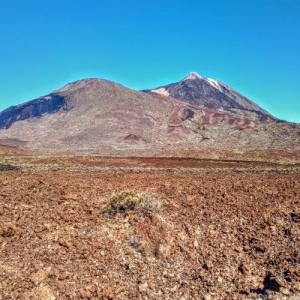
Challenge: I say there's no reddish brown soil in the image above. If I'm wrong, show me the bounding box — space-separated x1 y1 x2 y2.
0 144 28 156
0 170 299 299
164 149 300 164
20 155 298 170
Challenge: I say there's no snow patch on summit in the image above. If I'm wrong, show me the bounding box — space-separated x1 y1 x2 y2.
184 72 203 81
207 78 222 92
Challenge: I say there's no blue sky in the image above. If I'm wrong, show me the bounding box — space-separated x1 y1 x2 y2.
0 0 299 122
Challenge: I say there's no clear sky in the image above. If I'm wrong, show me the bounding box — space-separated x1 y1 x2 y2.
0 0 299 122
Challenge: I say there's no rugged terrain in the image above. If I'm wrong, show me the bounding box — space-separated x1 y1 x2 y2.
0 73 299 158
0 74 299 299
0 160 299 299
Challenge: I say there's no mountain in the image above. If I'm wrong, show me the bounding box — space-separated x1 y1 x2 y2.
0 78 195 154
145 72 271 116
0 75 299 158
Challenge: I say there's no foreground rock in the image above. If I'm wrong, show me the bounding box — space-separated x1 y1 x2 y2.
0 170 299 299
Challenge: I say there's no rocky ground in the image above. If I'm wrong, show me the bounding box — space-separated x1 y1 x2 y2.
0 158 299 299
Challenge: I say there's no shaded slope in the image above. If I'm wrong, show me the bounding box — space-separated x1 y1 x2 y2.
0 95 66 129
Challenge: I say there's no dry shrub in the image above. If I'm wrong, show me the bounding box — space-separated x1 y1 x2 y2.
136 192 162 215
101 190 162 216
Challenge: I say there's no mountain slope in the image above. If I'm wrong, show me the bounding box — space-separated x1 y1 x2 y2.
146 72 272 116
0 78 196 153
0 76 299 157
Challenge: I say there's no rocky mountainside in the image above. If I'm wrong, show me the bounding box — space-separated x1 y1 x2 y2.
146 72 271 116
0 75 299 157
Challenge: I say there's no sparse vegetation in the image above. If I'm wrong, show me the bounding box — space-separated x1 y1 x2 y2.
136 192 162 215
0 170 299 298
101 190 162 216
0 163 20 171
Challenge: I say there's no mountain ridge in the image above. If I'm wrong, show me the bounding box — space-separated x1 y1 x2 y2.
0 74 299 157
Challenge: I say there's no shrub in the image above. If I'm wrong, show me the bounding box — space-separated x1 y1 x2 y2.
136 193 162 215
101 190 162 216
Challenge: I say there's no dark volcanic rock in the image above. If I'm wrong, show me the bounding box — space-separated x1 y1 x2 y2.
0 94 66 129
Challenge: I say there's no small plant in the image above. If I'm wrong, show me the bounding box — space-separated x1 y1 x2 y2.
101 190 162 216
137 193 162 215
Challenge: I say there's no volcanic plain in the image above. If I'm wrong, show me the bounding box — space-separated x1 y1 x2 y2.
0 153 299 300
